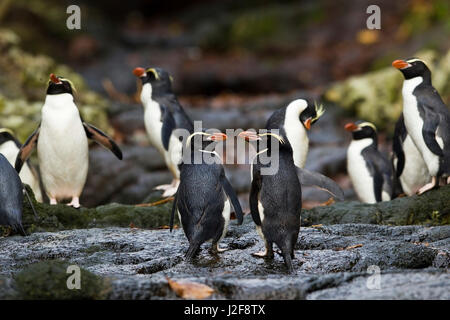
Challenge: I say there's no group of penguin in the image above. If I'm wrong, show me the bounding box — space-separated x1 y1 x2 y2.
346 58 449 205
0 57 448 273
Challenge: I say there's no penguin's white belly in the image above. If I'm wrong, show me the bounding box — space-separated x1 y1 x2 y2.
166 136 182 179
38 107 88 200
402 78 441 176
218 199 231 242
399 135 431 195
347 140 376 203
0 141 43 202
143 102 165 154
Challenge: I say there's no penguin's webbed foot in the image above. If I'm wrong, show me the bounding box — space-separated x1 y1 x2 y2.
417 177 438 195
67 197 81 209
211 244 228 253
154 181 179 197
252 248 274 259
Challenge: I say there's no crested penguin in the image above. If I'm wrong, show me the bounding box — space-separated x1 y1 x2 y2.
0 128 43 202
392 114 431 196
169 131 243 260
133 67 194 197
266 99 324 168
0 154 38 236
393 58 450 194
238 130 343 273
15 74 123 208
345 121 393 203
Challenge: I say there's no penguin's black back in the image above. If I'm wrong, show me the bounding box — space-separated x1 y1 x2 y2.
0 154 25 234
177 161 226 243
156 94 194 133
413 83 450 175
256 147 301 247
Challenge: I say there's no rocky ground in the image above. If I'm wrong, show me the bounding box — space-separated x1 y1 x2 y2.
0 221 448 299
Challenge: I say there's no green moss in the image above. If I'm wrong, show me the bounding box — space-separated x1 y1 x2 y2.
14 260 109 300
21 186 176 233
302 185 450 227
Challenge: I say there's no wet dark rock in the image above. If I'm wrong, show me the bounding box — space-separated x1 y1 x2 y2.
0 223 448 299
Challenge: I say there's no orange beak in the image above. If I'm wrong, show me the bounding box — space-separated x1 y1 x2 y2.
133 67 146 77
392 60 410 69
303 118 312 130
238 131 261 141
49 73 61 84
345 123 359 132
207 132 227 141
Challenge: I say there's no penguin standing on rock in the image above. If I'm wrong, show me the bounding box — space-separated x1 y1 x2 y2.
393 58 450 194
15 74 123 208
133 67 194 197
266 99 324 168
0 154 37 236
0 128 43 202
170 131 243 260
345 121 393 203
392 114 431 196
238 130 343 273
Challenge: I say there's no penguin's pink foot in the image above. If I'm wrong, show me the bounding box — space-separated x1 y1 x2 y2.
67 197 80 209
252 250 268 257
215 244 228 253
447 176 450 185
417 177 437 195
50 198 57 205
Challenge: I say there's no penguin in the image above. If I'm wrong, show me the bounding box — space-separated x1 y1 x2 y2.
0 128 43 202
169 131 243 260
392 114 431 196
15 74 123 208
0 154 38 236
133 67 194 197
392 58 450 194
238 130 343 273
266 99 324 168
345 121 393 203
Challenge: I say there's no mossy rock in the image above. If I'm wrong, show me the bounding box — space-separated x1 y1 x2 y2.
14 260 109 299
21 186 177 233
302 184 450 226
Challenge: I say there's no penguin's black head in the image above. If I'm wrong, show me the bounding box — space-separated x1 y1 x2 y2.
46 74 75 95
300 101 325 130
392 58 431 80
345 121 377 141
133 67 173 95
0 128 19 146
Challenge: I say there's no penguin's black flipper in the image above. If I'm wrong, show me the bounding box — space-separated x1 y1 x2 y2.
15 125 40 173
221 175 244 225
392 115 407 177
421 107 444 157
296 168 344 201
83 122 123 160
249 166 262 226
170 191 178 232
161 105 176 151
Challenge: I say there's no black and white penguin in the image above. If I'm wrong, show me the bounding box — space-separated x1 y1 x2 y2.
15 74 123 208
345 121 393 203
133 67 194 197
169 131 243 260
392 114 430 196
0 154 37 236
0 128 43 202
393 58 450 194
238 130 343 273
266 99 324 168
